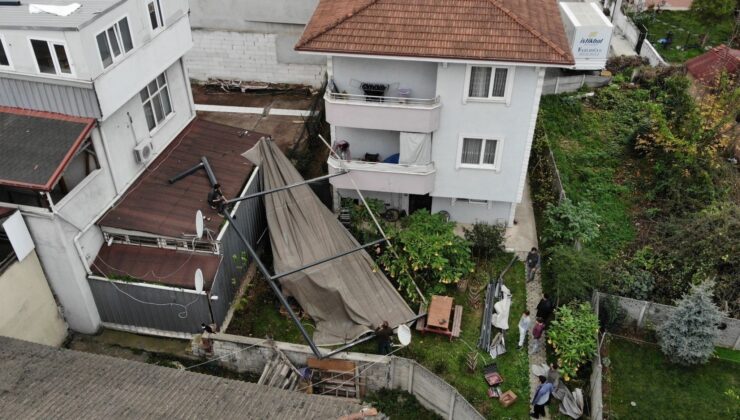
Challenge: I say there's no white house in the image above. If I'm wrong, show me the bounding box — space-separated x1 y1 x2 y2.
0 0 196 334
296 0 575 225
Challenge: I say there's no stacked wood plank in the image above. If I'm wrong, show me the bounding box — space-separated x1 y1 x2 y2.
258 349 303 391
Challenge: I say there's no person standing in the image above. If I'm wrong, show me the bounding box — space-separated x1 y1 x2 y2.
531 317 546 354
526 247 541 282
530 375 553 418
375 321 393 355
536 293 553 322
517 310 531 350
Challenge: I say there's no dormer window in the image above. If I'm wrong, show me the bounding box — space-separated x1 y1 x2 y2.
30 39 73 76
146 0 164 31
96 17 134 68
0 35 11 68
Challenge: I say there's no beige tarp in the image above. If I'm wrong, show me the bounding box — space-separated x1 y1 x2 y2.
243 139 414 345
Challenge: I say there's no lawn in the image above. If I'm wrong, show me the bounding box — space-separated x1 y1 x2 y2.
605 337 740 419
228 253 531 419
632 10 735 63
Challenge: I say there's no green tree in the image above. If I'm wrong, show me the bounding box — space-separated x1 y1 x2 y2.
545 246 603 304
548 302 599 381
690 0 735 45
542 198 600 247
657 281 724 366
377 210 474 300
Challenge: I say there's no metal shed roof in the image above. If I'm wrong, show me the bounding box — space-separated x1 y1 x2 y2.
0 0 124 30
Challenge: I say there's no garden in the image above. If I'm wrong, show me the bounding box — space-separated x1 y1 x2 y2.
529 57 739 415
228 206 532 419
630 0 736 63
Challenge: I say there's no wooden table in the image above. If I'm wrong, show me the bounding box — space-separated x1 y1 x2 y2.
424 295 454 337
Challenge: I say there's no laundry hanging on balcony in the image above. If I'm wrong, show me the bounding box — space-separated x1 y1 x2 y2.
399 132 432 165
242 139 414 345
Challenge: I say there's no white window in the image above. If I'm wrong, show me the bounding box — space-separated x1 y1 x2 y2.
456 135 503 170
140 72 173 131
96 17 134 68
146 0 164 31
464 65 513 103
30 39 73 76
456 198 488 205
0 35 12 69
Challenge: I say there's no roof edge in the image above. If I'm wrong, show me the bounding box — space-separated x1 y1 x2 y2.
295 0 379 49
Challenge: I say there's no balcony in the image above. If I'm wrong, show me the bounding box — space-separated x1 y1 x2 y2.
325 91 442 133
327 156 436 195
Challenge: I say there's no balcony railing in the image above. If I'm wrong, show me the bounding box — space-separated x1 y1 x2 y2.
326 91 441 107
327 156 436 194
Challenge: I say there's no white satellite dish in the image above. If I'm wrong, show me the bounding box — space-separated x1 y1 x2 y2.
195 210 204 239
194 268 204 293
396 324 412 346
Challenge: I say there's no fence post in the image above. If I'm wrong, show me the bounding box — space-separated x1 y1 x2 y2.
734 333 740 351
637 301 649 328
554 77 560 94
448 393 456 420
407 362 414 393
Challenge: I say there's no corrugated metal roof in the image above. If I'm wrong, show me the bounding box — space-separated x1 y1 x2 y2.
0 336 366 419
0 106 95 191
0 0 124 30
92 243 221 290
0 76 101 119
99 118 264 238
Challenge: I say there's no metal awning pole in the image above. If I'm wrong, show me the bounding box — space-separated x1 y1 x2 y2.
270 238 385 281
322 313 427 359
223 171 347 205
221 210 324 358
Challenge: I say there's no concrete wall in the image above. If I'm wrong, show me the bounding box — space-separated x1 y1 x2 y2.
431 197 512 225
432 64 542 205
331 57 438 98
193 333 484 420
186 0 325 86
0 250 67 347
597 292 740 349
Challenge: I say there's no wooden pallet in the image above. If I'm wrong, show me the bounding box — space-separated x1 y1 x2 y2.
451 304 463 340
307 358 363 399
258 348 302 391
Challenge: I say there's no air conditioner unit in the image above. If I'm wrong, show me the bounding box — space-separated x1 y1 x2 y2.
133 141 153 164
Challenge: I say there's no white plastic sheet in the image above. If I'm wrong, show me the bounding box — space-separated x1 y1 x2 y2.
399 132 431 165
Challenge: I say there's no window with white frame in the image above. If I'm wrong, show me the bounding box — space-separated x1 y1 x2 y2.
140 72 173 131
146 0 164 31
457 136 502 170
30 39 72 76
455 198 488 205
96 17 134 68
0 35 11 68
466 66 510 101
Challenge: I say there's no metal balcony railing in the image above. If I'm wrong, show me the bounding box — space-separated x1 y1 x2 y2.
326 91 441 107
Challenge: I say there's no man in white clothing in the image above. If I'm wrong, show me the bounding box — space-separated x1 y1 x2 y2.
517 310 531 350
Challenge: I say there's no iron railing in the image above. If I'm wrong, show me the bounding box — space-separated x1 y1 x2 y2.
326 91 441 107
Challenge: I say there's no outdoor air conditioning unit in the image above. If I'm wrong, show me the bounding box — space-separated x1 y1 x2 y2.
133 140 153 164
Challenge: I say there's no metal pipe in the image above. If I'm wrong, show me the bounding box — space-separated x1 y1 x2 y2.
223 171 347 205
270 238 385 281
168 162 204 184
322 312 427 358
200 157 218 186
221 210 324 357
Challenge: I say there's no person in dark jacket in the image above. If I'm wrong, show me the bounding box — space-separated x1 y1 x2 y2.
531 375 553 418
526 247 541 282
375 321 393 355
536 293 553 321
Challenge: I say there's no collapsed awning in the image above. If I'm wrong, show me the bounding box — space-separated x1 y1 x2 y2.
243 139 414 345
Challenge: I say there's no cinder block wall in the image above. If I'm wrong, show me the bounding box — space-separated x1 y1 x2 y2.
185 30 325 87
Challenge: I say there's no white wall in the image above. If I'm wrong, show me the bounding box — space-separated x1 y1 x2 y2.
431 197 512 225
431 64 541 204
0 250 68 346
331 57 438 98
334 127 400 161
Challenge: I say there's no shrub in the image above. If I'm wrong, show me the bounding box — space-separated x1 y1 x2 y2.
377 210 474 300
544 246 603 304
599 295 626 331
343 197 386 243
605 56 648 76
463 222 506 260
657 281 724 366
542 198 600 247
604 261 655 300
548 302 599 381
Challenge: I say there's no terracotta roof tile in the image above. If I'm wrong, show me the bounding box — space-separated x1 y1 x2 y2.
297 0 574 65
685 45 739 86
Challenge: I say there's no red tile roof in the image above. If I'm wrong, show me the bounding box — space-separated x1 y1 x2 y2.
92 244 221 290
296 0 574 65
0 107 95 191
99 118 264 238
685 45 739 86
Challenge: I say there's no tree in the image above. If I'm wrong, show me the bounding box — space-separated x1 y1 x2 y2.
548 302 600 381
657 281 724 365
690 0 735 45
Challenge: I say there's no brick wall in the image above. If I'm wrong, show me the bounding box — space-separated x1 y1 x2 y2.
185 30 325 87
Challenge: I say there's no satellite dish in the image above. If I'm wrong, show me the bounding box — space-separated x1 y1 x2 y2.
397 324 412 346
194 269 204 293
195 210 204 239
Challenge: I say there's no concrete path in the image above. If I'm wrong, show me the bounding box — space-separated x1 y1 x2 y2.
506 181 550 419
610 31 638 57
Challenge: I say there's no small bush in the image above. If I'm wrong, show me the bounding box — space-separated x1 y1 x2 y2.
599 295 626 331
606 56 648 75
542 198 600 247
548 302 600 381
364 388 442 420
604 262 655 300
544 246 603 304
463 222 506 260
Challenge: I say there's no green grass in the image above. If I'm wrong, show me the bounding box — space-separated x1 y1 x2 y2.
605 337 740 419
633 10 735 63
365 388 442 419
715 347 740 364
229 254 531 419
538 94 638 259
